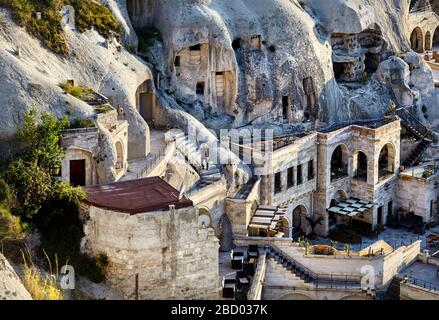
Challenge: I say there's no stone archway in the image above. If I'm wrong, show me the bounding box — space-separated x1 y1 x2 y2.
115 140 124 171
276 216 290 238
426 31 432 51
434 26 439 50
410 27 424 53
353 150 368 181
330 144 349 182
135 79 155 125
292 205 309 234
378 143 395 179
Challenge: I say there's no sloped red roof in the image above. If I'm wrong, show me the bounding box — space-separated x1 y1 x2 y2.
83 177 193 214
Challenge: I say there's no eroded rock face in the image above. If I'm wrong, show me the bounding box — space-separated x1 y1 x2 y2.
0 7 152 162
136 0 435 131
0 254 31 300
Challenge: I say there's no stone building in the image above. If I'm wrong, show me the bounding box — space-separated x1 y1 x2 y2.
60 109 129 186
314 119 401 236
225 118 404 238
79 177 219 300
398 162 439 223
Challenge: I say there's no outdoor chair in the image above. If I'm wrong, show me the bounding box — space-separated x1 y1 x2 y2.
236 270 251 291
231 251 245 269
222 278 236 299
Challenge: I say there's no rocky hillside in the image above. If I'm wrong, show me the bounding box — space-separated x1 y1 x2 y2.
0 253 31 300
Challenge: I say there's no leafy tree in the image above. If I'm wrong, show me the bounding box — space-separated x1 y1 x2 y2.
17 108 69 170
4 159 52 219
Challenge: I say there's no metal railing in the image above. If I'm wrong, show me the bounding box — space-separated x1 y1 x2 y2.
396 107 435 142
266 245 362 289
405 276 439 293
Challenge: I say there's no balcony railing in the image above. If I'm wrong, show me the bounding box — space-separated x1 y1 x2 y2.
405 276 439 293
353 168 367 181
378 165 394 181
330 165 348 182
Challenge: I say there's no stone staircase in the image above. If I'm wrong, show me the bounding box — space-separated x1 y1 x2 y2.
384 275 403 300
172 131 222 186
265 246 362 289
397 107 435 167
403 139 430 167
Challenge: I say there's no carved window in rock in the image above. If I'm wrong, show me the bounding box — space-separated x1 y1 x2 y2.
282 96 291 120
196 82 205 95
250 35 262 49
190 44 201 64
174 56 181 67
302 77 318 120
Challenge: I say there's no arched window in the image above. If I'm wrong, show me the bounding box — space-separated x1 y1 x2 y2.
276 216 290 238
293 205 307 231
354 151 368 181
115 141 124 170
378 143 395 179
330 145 348 182
410 27 424 53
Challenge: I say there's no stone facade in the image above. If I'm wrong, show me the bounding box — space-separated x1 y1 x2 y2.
314 120 401 235
398 165 439 223
61 110 129 186
80 204 219 300
255 133 318 235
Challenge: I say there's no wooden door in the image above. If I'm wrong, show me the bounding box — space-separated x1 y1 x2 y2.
70 159 86 187
216 73 224 110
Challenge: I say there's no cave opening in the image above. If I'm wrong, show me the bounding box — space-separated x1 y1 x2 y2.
364 53 380 74
332 62 345 80
196 82 205 95
232 38 241 50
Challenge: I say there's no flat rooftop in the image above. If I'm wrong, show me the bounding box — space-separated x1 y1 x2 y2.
401 261 439 289
400 162 439 179
84 177 193 214
318 117 396 134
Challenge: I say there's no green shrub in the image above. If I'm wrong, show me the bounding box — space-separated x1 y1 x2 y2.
70 0 121 39
68 118 96 129
59 82 84 98
0 177 10 204
0 207 27 242
4 159 52 219
17 108 69 170
0 0 121 56
94 104 113 114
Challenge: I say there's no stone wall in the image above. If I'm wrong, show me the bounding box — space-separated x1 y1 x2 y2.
80 204 220 299
61 127 99 186
397 173 439 222
225 178 260 236
400 282 439 300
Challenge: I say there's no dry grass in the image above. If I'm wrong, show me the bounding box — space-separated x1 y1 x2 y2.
22 250 64 300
